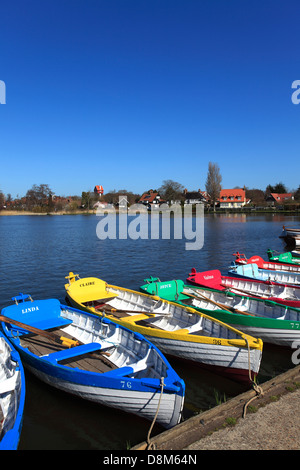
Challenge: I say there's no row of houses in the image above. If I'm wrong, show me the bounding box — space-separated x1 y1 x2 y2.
94 187 295 211
137 188 294 210
4 185 294 212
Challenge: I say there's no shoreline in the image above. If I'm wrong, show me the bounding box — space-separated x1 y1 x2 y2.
132 364 300 451
0 210 96 216
1 209 300 217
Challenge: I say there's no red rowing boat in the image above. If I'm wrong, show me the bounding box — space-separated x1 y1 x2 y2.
186 268 300 308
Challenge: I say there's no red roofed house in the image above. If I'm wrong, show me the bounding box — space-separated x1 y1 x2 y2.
266 193 294 205
94 185 104 196
138 190 165 209
219 188 249 209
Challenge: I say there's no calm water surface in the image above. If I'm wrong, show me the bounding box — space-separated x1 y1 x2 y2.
0 213 299 449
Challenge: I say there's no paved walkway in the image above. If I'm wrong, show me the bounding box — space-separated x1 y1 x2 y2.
185 388 300 450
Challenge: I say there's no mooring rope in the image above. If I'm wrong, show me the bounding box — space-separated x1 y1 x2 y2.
243 337 264 418
146 377 165 450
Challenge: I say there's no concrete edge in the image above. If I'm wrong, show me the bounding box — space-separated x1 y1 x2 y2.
131 365 300 450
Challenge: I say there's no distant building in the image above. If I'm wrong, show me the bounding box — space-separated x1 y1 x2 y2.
219 188 249 209
138 190 165 209
183 188 208 205
93 201 109 209
116 196 129 209
265 193 294 205
94 185 104 196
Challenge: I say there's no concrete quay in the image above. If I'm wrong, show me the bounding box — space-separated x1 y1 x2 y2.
132 365 300 451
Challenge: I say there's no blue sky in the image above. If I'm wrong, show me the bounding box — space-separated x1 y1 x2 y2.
1 0 300 199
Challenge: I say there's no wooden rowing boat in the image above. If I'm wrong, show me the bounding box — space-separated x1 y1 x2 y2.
0 331 25 450
64 273 263 385
279 226 300 247
186 268 300 308
140 277 300 347
267 249 300 265
233 252 300 273
228 262 300 285
1 293 185 429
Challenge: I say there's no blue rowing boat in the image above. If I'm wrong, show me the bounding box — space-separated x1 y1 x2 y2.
0 294 185 429
228 263 300 286
0 330 25 450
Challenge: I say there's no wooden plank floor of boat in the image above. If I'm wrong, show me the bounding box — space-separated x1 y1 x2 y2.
20 330 117 374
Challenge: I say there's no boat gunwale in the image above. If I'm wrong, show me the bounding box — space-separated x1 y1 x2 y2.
1 302 184 395
65 278 263 351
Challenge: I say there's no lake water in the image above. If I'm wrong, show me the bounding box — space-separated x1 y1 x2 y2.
1 212 299 450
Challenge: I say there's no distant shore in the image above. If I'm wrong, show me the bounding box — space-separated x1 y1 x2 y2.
1 208 299 216
0 210 97 216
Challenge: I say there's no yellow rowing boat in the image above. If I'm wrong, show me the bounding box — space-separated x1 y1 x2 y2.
64 272 263 384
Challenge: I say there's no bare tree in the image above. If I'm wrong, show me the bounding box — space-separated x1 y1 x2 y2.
205 162 222 211
0 190 5 208
158 180 185 203
25 184 54 211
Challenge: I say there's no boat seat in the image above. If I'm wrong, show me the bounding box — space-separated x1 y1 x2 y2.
172 328 189 334
0 374 18 394
187 321 203 334
123 314 153 323
44 342 102 364
103 360 154 377
30 316 71 332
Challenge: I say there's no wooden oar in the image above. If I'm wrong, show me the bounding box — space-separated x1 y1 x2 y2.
0 315 79 348
220 283 269 299
0 315 113 358
102 305 171 317
182 290 255 316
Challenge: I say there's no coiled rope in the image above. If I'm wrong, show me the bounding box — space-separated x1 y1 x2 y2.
146 377 165 450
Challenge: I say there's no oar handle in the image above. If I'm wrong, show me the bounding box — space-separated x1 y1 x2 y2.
0 315 79 347
183 291 254 316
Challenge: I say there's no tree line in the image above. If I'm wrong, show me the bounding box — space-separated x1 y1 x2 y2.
1 164 299 212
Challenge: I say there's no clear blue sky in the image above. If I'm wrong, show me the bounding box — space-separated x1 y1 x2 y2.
1 0 300 199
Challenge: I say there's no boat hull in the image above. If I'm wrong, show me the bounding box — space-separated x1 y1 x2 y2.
65 274 263 385
141 279 300 348
0 334 25 450
24 359 183 429
187 268 300 307
234 253 300 272
228 263 300 286
1 299 184 429
142 333 261 384
279 226 300 247
267 250 300 266
191 311 300 348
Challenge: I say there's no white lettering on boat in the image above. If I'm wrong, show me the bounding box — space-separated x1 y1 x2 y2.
21 306 39 314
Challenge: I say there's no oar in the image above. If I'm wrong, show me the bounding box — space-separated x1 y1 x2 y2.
0 315 113 358
182 290 255 316
102 305 171 317
220 283 269 299
0 315 79 348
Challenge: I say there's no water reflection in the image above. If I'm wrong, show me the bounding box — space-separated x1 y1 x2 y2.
0 213 299 449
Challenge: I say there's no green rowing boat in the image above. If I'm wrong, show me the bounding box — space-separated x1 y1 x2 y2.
267 249 300 266
140 277 300 347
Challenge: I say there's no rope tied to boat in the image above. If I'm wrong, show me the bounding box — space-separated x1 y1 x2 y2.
243 337 264 418
146 377 165 450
